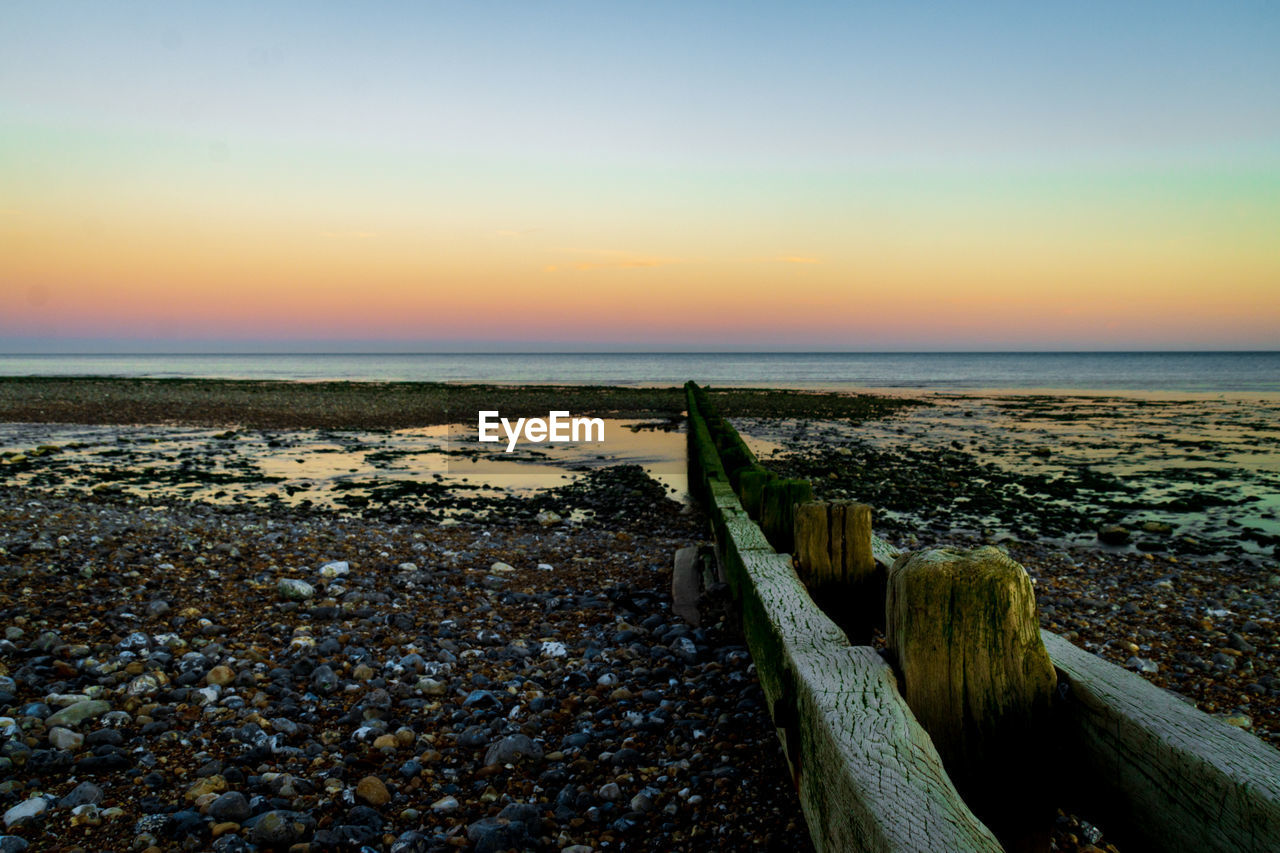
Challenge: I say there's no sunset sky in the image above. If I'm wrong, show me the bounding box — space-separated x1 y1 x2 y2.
2 2 1278 351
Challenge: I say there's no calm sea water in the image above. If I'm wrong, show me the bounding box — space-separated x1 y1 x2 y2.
1 352 1278 393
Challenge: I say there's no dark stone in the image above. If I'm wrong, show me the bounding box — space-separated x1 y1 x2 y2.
164 809 208 841
84 729 123 748
466 817 531 853
247 810 315 845
208 791 251 824
1097 525 1130 545
390 830 431 853
58 781 104 808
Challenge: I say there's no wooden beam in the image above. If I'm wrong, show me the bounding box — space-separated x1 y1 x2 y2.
738 549 1003 853
1043 630 1280 853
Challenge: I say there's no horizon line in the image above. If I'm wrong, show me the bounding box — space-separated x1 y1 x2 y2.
2 349 1279 356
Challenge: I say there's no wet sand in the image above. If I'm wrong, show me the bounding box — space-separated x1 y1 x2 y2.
0 378 917 430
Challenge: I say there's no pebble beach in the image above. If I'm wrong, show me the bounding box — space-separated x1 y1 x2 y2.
0 379 1276 852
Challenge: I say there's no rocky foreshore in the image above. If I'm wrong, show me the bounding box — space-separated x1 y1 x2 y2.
0 474 809 852
754 393 1280 748
0 382 1276 852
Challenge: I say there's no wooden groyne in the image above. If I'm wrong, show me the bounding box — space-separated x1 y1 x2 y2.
681 381 1280 853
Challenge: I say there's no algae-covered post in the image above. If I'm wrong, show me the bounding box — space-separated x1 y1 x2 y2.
793 500 882 643
759 478 812 554
886 545 1057 848
737 468 772 520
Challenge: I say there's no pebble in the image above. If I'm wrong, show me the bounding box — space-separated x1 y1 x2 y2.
319 560 350 578
249 810 315 845
0 461 853 851
484 733 543 766
206 665 236 686
1126 656 1159 674
44 699 110 728
276 578 315 601
2 798 46 829
46 726 83 751
208 791 252 823
58 781 103 808
430 795 459 813
355 775 391 806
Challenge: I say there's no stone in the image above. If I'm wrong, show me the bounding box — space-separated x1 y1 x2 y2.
390 830 431 853
276 578 315 601
58 781 104 808
430 795 459 813
186 775 228 801
311 665 338 693
484 734 543 767
45 700 110 728
467 816 531 853
208 791 251 823
206 665 235 686
1097 525 1130 545
47 727 84 751
416 677 446 695
319 560 350 578
248 810 314 845
126 672 168 696
355 775 390 807
2 798 46 829
536 510 562 526
164 809 208 841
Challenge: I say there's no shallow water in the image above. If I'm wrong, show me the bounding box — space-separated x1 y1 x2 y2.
0 419 689 510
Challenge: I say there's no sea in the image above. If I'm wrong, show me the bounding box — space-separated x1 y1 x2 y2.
1 352 1278 394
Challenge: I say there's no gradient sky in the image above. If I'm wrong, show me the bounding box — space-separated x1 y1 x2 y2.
2 1 1278 351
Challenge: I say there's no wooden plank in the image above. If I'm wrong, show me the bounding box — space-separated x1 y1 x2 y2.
721 512 774 598
1043 630 1280 853
871 533 902 572
737 549 1002 853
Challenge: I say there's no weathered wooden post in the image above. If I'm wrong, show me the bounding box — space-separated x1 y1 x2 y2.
886 545 1057 849
793 501 882 643
759 478 812 554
